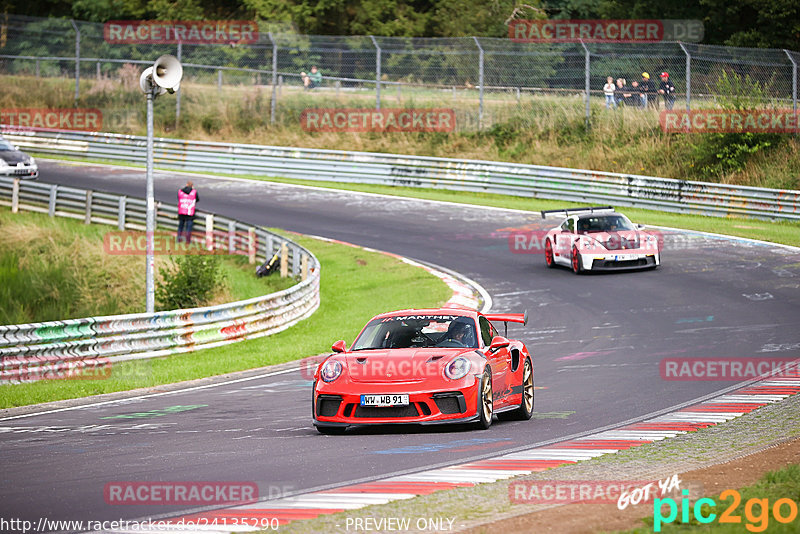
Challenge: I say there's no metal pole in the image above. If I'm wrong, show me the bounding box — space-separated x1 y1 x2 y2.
473 37 484 129
785 50 798 114
370 36 381 110
145 90 155 313
176 42 182 129
269 32 277 124
70 19 80 106
580 40 590 128
679 42 691 111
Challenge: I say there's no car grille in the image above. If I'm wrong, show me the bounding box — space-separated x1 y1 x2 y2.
316 395 342 417
12 167 35 175
354 404 420 418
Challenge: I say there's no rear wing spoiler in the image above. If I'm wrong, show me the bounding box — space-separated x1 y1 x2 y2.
541 206 615 219
485 312 528 337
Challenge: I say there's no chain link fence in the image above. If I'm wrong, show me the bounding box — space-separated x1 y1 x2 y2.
1 15 798 132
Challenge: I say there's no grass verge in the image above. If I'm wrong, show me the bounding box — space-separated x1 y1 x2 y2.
0 232 452 408
0 210 293 324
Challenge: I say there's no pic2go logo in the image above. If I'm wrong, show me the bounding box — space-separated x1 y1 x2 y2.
654 489 799 532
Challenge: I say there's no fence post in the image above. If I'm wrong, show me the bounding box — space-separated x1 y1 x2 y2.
11 178 19 213
228 220 236 254
370 35 381 110
248 227 256 264
301 254 308 281
679 42 691 111
473 37 484 129
268 32 277 125
70 19 80 106
175 41 182 129
579 40 590 128
96 62 100 79
217 69 222 92
205 213 214 250
49 185 58 217
117 196 126 230
84 190 92 224
280 242 288 278
785 50 798 117
35 59 40 78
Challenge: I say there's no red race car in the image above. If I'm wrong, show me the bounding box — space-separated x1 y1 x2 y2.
312 308 533 434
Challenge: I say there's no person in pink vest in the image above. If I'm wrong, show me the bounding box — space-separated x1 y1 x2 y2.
177 181 199 243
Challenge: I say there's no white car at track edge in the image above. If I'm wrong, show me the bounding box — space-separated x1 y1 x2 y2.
541 206 661 273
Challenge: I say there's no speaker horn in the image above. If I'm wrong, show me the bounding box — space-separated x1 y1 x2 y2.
152 54 183 93
139 67 166 96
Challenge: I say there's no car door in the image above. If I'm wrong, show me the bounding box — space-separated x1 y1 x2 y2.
553 217 575 264
479 316 511 407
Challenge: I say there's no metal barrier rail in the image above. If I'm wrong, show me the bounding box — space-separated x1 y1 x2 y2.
5 129 799 221
0 176 320 383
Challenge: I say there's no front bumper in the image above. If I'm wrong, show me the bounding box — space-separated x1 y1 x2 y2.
585 252 659 271
314 379 481 427
1 164 39 179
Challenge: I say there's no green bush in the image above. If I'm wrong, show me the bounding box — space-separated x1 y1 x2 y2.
156 255 224 310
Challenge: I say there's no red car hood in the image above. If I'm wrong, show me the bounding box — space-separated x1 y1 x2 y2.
344 348 471 383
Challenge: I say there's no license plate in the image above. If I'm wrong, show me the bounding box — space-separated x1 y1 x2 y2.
613 254 636 261
360 394 409 407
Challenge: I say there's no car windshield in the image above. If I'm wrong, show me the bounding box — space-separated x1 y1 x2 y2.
0 140 16 151
351 314 478 350
576 215 634 233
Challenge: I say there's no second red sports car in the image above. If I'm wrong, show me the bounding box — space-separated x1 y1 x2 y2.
312 308 533 434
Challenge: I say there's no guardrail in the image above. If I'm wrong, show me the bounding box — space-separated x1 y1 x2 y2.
0 176 320 383
5 129 799 221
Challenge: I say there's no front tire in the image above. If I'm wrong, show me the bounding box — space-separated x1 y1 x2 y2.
571 245 583 274
474 368 493 430
498 358 534 421
544 239 555 268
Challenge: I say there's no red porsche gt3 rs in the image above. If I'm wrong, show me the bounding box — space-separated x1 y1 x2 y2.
312 308 533 434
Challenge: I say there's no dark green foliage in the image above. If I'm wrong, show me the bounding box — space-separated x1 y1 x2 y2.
156 255 224 310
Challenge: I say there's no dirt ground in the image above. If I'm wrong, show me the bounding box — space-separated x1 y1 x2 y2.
462 437 800 534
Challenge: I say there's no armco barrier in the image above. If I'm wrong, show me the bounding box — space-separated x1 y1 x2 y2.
0 176 320 383
4 129 800 221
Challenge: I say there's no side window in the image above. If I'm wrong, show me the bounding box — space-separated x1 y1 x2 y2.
479 316 494 347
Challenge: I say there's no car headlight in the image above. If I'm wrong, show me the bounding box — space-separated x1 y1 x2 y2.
444 357 471 380
320 359 343 382
0 159 8 169
28 157 36 165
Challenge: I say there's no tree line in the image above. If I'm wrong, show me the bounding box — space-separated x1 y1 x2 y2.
1 0 798 49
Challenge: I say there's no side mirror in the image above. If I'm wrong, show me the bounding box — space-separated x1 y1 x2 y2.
636 223 646 230
331 340 347 353
489 336 510 352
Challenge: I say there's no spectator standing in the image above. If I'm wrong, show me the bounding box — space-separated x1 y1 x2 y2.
177 181 198 244
658 72 676 110
603 76 617 109
629 80 641 107
639 72 652 108
615 78 630 107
